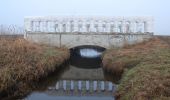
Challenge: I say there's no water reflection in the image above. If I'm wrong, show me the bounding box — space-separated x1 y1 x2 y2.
70 45 106 68
24 65 116 100
80 49 102 58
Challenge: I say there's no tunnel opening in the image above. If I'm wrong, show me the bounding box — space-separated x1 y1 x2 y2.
70 45 106 69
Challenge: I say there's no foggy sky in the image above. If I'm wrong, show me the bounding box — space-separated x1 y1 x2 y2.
1 0 170 35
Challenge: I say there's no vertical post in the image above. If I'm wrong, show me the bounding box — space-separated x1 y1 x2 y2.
73 20 78 32
114 21 118 33
82 20 86 32
98 20 103 32
78 81 82 90
56 82 59 90
129 21 134 33
70 80 74 91
66 21 71 32
122 20 126 33
106 21 111 33
101 81 105 91
90 20 94 32
58 22 63 32
86 81 90 91
93 81 97 91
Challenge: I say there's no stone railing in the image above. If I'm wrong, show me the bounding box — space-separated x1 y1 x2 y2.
24 16 154 33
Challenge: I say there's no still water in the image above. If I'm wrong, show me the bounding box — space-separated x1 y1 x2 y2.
24 45 115 100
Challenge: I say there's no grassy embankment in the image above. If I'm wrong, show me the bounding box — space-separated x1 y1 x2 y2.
0 37 69 97
103 36 170 100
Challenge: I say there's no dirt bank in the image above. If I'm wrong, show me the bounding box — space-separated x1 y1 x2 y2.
0 37 70 98
102 36 170 100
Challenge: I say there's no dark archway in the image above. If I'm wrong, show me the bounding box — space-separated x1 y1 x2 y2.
70 45 106 69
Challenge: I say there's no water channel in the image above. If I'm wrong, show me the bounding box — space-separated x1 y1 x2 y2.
23 45 116 100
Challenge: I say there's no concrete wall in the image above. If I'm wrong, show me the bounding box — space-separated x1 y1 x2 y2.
26 32 153 48
24 16 154 48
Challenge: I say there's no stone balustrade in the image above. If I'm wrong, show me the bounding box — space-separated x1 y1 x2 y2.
48 80 115 92
25 16 154 33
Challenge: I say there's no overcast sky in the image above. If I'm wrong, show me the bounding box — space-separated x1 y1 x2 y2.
1 0 170 35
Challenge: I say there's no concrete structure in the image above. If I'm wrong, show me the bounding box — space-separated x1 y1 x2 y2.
47 80 115 96
24 16 154 48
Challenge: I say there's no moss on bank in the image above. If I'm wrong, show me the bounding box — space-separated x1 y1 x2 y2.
102 37 170 100
0 38 70 97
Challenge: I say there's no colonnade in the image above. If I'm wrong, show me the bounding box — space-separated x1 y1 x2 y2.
25 16 154 33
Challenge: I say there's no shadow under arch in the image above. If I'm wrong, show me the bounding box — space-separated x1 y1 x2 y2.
70 45 106 69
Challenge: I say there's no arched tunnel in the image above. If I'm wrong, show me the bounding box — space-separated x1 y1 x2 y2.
70 45 106 69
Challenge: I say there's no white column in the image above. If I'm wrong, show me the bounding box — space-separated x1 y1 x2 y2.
73 20 78 32
98 20 103 32
54 21 59 32
136 22 140 33
70 80 74 90
90 20 94 32
58 23 62 32
108 82 113 91
24 18 33 32
36 21 40 32
101 81 105 91
78 81 82 90
93 81 97 91
66 21 71 32
105 22 111 33
122 21 126 33
145 21 153 33
86 81 90 91
43 21 48 32
63 80 66 90
56 82 59 90
82 21 86 32
129 21 135 33
114 21 118 32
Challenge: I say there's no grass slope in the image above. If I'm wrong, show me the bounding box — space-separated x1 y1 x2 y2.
103 37 170 100
0 38 69 97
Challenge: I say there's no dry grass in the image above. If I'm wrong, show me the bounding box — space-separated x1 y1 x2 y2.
0 38 69 97
102 37 170 100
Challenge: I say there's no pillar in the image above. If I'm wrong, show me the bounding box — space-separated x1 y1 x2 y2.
90 20 95 32
82 20 87 32
70 80 74 90
121 21 126 33
129 21 135 33
93 81 97 91
98 20 103 32
73 20 78 32
101 81 105 91
63 80 66 90
58 22 63 32
86 81 90 91
145 20 153 33
114 21 118 33
56 82 59 90
105 22 111 33
78 81 82 90
24 18 33 32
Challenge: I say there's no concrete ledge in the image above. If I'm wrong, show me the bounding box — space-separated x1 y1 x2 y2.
25 32 153 48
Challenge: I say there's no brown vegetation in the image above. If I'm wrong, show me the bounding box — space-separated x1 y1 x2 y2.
102 36 170 100
0 38 69 98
